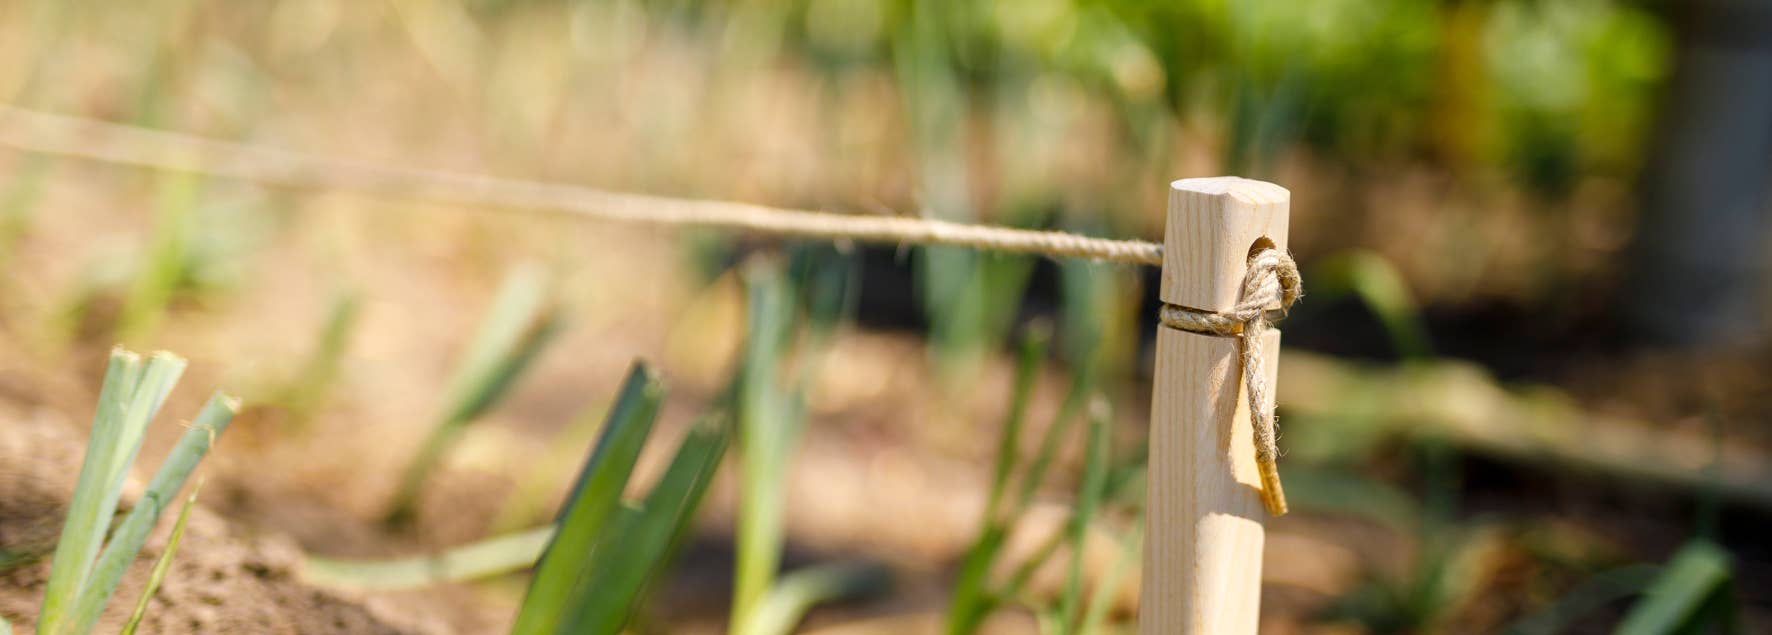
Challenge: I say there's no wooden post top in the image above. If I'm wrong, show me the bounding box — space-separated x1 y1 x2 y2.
1161 177 1290 313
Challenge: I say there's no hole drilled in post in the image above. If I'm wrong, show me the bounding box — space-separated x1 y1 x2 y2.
1246 236 1277 262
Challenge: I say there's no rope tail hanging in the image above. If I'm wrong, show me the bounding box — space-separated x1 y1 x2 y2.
1158 249 1302 515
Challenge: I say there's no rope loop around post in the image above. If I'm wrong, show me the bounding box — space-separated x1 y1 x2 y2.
1157 248 1302 515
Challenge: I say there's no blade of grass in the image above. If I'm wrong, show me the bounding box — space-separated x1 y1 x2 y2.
278 290 361 428
990 327 1048 524
0 156 49 276
1617 540 1734 635
1060 400 1112 630
1014 373 1092 515
1311 251 1433 361
63 392 236 635
304 525 556 591
387 264 564 524
509 363 662 635
559 415 731 633
1077 525 1142 635
732 259 801 629
120 480 203 635
116 173 201 343
946 326 1048 635
739 562 892 635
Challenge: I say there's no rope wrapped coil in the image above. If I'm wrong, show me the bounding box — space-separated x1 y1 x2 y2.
1158 248 1302 516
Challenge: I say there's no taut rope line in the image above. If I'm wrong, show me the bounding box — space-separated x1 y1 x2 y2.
0 106 1302 513
0 106 1163 266
1160 248 1301 515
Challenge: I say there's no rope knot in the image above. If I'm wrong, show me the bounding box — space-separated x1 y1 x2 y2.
1157 248 1301 516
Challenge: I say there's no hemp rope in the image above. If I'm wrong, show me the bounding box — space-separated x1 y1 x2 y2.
0 106 1303 512
0 106 1163 266
1159 248 1302 516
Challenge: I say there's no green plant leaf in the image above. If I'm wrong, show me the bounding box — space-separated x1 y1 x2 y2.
38 349 185 635
739 562 892 635
303 525 556 591
1077 526 1142 635
944 325 1049 633
1060 400 1112 630
277 290 361 429
388 264 564 524
509 363 662 635
63 392 236 635
732 259 802 629
121 481 204 635
116 173 201 343
1311 251 1433 361
1617 540 1734 635
559 415 731 633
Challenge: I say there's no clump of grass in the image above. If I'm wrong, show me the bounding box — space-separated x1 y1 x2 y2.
29 347 236 635
386 263 564 525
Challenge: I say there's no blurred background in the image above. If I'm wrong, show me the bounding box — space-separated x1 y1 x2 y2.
0 0 1768 633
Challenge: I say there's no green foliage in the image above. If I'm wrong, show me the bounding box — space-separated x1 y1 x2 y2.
304 526 557 592
945 325 1136 634
557 417 729 633
727 255 885 635
116 173 203 344
511 363 662 634
1617 541 1737 635
0 157 48 278
272 290 361 429
947 327 1049 634
37 348 235 635
731 260 803 630
739 562 892 635
1310 250 1433 361
387 264 564 525
511 362 732 635
1057 402 1112 630
120 481 202 635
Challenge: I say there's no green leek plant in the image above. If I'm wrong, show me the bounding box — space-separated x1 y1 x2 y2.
511 362 730 634
308 361 733 634
1616 541 1739 634
387 264 564 525
946 324 1131 634
272 290 361 431
723 255 887 635
115 173 202 344
16 348 236 635
730 259 802 629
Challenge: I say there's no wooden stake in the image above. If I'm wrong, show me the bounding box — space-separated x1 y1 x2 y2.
1141 177 1289 634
